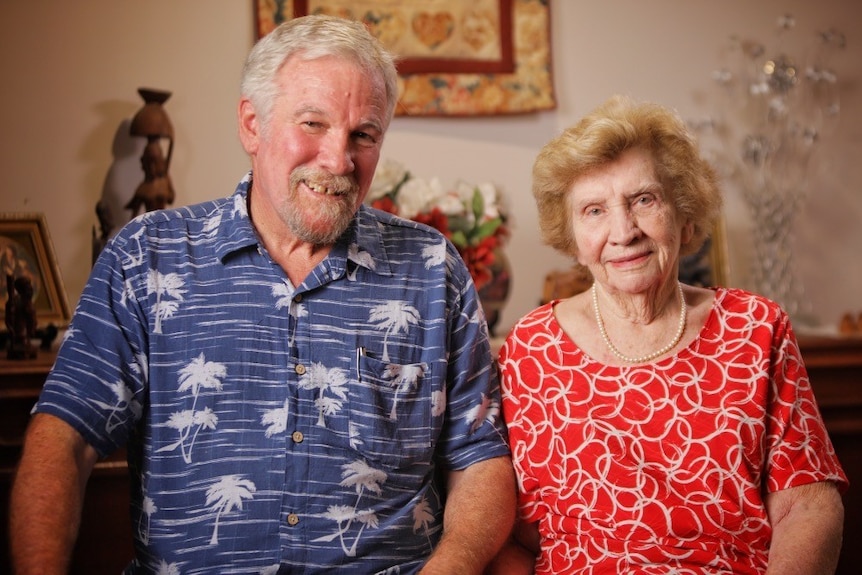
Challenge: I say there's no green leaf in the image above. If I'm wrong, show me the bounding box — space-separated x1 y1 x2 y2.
471 188 485 222
474 218 502 241
449 230 468 248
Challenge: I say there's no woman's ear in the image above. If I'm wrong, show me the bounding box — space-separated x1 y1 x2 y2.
681 221 695 246
237 98 260 155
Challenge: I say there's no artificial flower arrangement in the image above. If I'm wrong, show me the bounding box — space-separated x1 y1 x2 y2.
365 158 508 290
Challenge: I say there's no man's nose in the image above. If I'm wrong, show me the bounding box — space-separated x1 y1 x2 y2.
319 134 354 175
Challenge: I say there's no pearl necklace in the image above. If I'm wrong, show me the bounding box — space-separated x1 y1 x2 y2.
591 281 687 364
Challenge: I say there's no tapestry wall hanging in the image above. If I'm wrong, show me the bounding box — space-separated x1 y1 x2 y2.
254 0 556 116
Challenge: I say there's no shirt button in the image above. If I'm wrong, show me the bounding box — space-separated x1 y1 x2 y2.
291 431 304 443
295 364 306 375
294 294 303 303
287 513 299 526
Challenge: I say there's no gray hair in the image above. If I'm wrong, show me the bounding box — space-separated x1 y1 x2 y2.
241 15 399 129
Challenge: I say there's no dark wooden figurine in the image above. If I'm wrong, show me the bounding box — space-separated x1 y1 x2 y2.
5 274 38 359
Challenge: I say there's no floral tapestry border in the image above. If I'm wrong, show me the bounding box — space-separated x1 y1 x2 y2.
254 0 556 116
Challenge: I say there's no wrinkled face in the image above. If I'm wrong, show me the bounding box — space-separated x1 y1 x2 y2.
239 55 389 245
568 147 692 295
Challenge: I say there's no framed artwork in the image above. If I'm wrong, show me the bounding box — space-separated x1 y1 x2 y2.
253 0 555 116
1 213 71 327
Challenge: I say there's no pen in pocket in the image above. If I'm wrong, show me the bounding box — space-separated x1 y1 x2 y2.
356 346 365 378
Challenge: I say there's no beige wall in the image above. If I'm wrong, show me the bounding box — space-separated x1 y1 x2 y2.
1 0 860 335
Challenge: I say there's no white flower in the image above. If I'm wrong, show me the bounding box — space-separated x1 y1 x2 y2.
366 157 508 243
476 181 501 220
396 177 444 219
433 191 467 216
368 158 408 201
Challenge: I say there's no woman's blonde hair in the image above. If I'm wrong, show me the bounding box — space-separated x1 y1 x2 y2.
532 95 722 258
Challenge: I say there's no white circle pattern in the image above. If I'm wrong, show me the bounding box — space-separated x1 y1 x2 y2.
499 288 847 574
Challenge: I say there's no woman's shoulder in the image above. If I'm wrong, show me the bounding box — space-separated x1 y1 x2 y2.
713 286 782 307
709 286 789 324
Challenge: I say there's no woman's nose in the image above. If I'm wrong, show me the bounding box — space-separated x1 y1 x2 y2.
608 206 641 244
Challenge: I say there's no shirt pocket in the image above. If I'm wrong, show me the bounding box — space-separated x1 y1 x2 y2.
350 352 434 471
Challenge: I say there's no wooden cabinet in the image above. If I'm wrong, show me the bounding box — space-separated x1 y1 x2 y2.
797 335 862 575
0 351 133 574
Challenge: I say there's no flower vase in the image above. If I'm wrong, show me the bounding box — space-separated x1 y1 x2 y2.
477 249 511 337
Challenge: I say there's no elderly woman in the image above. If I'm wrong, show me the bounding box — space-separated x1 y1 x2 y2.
490 96 847 574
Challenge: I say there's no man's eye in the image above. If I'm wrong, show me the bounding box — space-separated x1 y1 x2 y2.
353 131 378 147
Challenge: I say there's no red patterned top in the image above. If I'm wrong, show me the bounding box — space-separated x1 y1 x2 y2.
499 288 847 574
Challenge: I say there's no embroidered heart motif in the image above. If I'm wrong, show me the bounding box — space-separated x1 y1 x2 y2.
411 11 455 49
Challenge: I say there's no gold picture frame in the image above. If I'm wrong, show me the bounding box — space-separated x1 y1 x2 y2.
680 216 731 288
253 0 556 116
1 213 71 327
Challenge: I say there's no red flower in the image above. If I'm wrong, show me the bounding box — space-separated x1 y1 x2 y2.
412 208 451 239
370 196 398 214
459 235 500 290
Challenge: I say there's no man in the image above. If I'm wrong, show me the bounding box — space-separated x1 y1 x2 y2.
11 15 515 574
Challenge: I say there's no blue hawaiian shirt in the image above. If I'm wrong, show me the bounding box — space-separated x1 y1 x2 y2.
35 173 510 574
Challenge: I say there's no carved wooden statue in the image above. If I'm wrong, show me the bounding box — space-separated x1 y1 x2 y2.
5 274 38 359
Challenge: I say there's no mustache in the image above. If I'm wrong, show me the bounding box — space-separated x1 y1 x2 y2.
290 166 359 198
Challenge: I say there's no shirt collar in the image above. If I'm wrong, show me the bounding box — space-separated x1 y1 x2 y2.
214 172 392 278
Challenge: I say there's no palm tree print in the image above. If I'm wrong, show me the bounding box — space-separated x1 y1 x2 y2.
120 225 146 268
138 496 158 545
159 408 219 463
205 475 256 545
313 459 387 556
368 302 421 362
202 213 221 236
465 393 500 434
146 269 187 333
382 363 426 420
421 241 447 269
91 380 143 433
231 193 245 217
260 399 290 438
272 281 306 346
347 243 376 281
155 559 180 575
298 362 348 427
272 281 294 310
412 496 435 548
157 353 225 462
178 352 226 397
431 387 447 418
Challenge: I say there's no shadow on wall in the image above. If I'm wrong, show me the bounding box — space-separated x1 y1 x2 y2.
93 119 145 263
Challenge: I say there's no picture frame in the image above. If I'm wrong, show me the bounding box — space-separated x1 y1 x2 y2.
253 0 555 116
1 213 71 327
680 216 731 288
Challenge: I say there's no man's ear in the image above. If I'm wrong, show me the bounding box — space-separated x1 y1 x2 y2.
237 98 260 155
